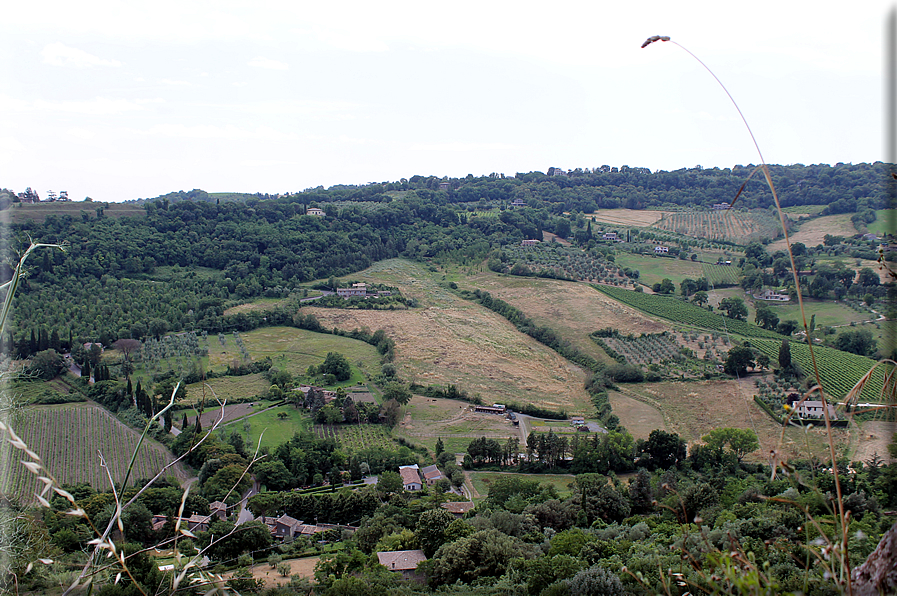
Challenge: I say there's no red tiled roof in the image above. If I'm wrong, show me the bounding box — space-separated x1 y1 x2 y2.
377 550 427 571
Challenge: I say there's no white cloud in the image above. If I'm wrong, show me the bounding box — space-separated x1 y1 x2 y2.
33 97 145 115
248 57 289 70
410 141 524 152
41 42 121 68
130 123 298 141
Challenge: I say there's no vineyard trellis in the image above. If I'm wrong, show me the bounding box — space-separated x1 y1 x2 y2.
3 403 177 502
592 285 785 340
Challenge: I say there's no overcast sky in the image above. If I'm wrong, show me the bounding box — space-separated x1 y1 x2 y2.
1 1 893 202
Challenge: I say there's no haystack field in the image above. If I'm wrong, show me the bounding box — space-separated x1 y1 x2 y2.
612 379 849 461
300 306 591 413
585 209 666 227
767 213 857 252
465 272 670 364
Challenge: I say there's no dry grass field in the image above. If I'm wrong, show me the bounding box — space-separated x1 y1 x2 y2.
611 379 850 461
297 260 592 413
767 213 857 252
222 556 319 588
585 209 666 227
608 392 667 440
395 396 521 454
464 271 671 365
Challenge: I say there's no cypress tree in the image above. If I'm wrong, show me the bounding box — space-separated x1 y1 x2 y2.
778 339 792 371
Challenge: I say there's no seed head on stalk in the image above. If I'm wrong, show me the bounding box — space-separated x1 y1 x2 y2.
642 34 853 594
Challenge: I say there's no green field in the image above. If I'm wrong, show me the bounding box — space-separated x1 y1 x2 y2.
184 374 271 405
469 472 576 501
613 253 739 289
7 200 145 224
237 403 309 450
866 209 896 236
762 299 871 329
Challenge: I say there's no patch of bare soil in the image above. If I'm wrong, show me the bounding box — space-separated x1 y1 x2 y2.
223 556 319 587
852 420 896 463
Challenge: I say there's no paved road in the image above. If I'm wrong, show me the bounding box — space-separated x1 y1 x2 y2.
236 480 259 525
298 291 334 303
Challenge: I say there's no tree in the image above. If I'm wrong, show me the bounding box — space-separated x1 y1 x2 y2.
754 304 779 331
652 278 675 294
435 437 445 456
320 352 351 381
719 297 747 321
28 349 67 380
776 320 799 336
567 565 624 596
377 470 403 495
382 382 411 406
415 507 455 557
381 399 401 427
637 429 686 470
112 338 142 362
692 290 709 306
701 427 759 463
724 345 755 376
836 328 877 357
680 278 698 297
778 339 792 371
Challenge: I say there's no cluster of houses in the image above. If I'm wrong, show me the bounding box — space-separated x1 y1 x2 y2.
151 501 356 540
398 464 444 491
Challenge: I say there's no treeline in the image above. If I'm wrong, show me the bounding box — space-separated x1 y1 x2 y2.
291 162 889 213
469 289 603 373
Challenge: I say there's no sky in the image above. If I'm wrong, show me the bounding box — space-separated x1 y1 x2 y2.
1 1 894 202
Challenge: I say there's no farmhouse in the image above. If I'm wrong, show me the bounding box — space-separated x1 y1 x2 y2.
653 246 669 254
438 182 451 191
399 465 423 491
521 239 540 246
712 202 730 210
209 500 229 520
511 198 526 207
337 283 367 298
377 550 427 581
272 514 303 539
602 232 617 241
794 400 838 420
420 464 444 486
754 289 790 302
307 207 326 216
474 404 506 414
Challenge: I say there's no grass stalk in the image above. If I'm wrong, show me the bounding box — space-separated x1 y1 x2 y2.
644 34 858 592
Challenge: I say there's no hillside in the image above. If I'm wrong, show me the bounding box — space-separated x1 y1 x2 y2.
3 402 186 503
